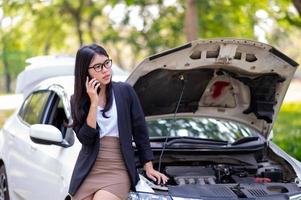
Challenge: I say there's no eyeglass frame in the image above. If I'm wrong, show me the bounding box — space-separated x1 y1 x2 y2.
88 59 112 72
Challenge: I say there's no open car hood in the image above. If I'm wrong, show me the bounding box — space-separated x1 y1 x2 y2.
126 38 299 138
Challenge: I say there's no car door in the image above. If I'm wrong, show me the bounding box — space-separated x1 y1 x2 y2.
8 89 74 200
30 89 75 200
7 90 54 199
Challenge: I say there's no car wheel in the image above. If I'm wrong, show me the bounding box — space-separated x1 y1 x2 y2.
0 165 9 200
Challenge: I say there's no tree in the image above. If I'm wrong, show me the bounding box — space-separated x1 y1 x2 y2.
1 0 300 93
293 0 301 16
184 0 198 41
0 1 34 92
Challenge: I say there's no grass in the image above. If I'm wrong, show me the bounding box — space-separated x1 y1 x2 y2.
273 102 301 161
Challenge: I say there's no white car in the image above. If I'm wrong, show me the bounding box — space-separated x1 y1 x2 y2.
1 39 301 200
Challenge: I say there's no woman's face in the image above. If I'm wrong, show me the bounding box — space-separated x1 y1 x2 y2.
87 54 112 86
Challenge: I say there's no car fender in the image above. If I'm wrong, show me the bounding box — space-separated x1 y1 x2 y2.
268 140 301 187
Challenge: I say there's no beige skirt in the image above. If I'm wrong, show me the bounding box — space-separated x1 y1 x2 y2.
72 136 131 200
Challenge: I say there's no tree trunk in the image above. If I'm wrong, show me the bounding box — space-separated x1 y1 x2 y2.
87 0 96 43
2 48 11 93
1 33 11 93
44 42 51 55
75 15 83 46
62 0 84 46
88 17 96 42
293 0 301 16
5 73 11 93
184 0 199 42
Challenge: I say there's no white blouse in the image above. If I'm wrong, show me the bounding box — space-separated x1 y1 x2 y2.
96 91 119 138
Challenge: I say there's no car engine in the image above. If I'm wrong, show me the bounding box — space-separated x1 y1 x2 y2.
165 163 284 186
138 153 301 199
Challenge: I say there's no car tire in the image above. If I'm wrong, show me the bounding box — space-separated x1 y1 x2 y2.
0 165 9 200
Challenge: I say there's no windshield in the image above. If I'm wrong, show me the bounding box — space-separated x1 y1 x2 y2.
146 117 258 144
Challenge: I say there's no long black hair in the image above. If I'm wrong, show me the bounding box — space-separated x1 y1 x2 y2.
71 44 113 128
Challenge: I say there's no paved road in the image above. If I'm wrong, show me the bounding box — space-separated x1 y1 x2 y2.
0 94 23 110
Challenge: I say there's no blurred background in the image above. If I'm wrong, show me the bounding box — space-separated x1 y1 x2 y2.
0 0 300 160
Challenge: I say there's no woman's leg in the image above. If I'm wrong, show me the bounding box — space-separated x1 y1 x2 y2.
82 195 94 200
71 194 93 200
83 195 93 200
93 190 121 200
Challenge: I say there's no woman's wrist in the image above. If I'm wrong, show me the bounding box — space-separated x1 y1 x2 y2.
143 161 153 171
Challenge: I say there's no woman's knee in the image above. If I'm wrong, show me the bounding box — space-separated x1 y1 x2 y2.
93 189 121 200
70 194 93 200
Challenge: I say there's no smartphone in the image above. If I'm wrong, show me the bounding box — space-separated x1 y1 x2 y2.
88 75 101 95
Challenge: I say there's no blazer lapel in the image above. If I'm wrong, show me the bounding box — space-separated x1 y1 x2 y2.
112 82 123 139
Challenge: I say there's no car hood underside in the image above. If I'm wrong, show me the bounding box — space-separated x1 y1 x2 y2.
126 38 299 138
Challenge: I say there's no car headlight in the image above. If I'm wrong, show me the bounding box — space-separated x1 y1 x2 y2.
128 192 172 200
290 194 301 200
172 197 202 200
128 192 202 200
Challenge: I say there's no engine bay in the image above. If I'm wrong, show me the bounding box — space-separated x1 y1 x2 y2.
165 162 284 186
138 150 301 199
163 163 300 198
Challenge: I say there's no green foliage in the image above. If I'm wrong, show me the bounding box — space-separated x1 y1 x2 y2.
195 0 268 39
273 103 301 161
0 18 34 80
1 0 301 91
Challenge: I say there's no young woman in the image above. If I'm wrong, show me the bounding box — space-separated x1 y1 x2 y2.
68 44 168 200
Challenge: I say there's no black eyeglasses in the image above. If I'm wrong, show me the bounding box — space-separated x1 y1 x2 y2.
88 59 112 72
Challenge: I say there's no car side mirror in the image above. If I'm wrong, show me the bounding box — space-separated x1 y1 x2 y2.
30 124 63 145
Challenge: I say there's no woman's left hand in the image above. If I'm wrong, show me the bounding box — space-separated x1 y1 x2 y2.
144 161 169 185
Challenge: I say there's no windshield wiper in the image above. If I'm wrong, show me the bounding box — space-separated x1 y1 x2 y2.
165 137 228 146
231 136 259 146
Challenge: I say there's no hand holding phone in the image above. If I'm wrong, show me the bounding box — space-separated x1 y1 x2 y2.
87 75 101 95
86 76 101 104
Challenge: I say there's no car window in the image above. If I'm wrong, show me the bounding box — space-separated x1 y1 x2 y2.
18 91 52 125
18 94 32 119
146 117 258 143
45 94 68 137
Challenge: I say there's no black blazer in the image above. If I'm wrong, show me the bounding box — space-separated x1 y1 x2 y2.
68 81 154 196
